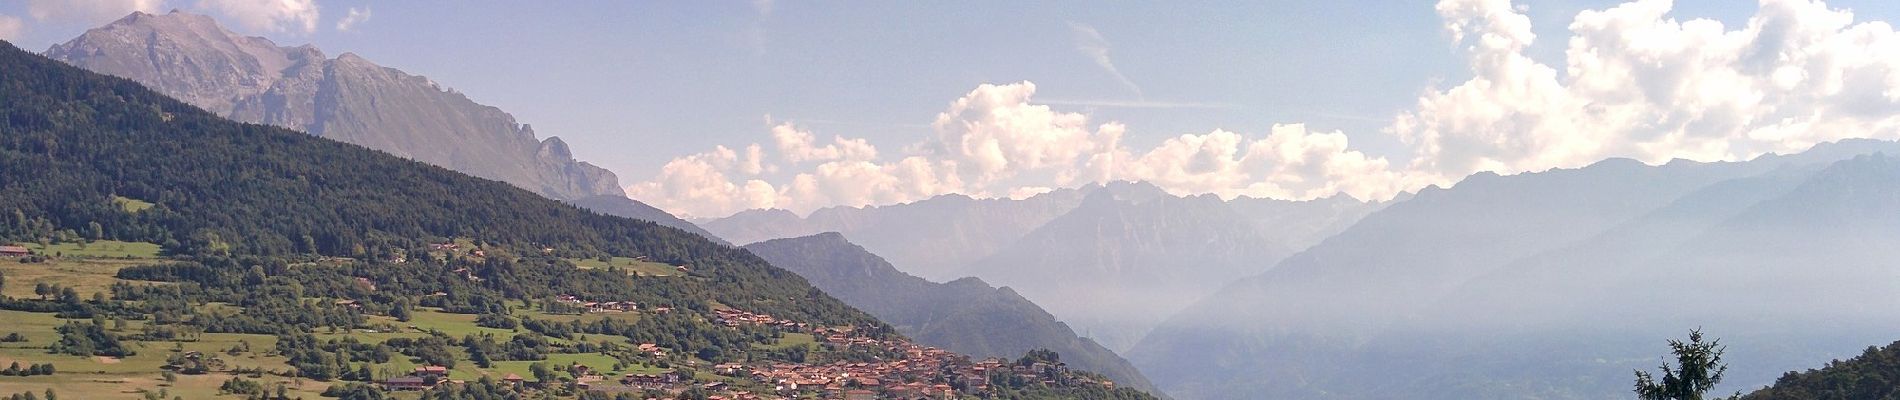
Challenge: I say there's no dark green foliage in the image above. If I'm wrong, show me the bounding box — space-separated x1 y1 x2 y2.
218 376 264 395
319 383 387 400
1636 329 1738 400
461 333 548 362
1 362 54 376
274 334 391 381
475 312 517 329
385 336 460 370
417 377 521 400
1741 340 1900 400
0 40 875 328
48 320 132 357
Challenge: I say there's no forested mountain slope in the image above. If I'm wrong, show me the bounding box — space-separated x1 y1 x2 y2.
0 38 864 326
743 233 1162 396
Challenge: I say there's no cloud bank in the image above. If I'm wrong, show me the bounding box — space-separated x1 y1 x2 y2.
631 0 1900 218
629 82 1399 217
1399 0 1900 183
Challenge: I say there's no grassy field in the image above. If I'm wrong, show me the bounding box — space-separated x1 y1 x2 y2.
569 256 678 277
755 332 816 350
0 305 671 399
0 310 335 400
18 240 163 259
112 195 156 213
0 257 154 299
0 243 752 399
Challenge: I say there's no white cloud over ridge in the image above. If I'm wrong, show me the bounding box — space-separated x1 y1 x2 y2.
633 0 1900 218
194 0 319 33
1399 0 1900 183
629 82 1400 217
335 6 369 31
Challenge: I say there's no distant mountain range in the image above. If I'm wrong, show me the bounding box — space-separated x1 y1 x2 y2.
742 233 1160 395
703 189 1090 281
43 11 719 240
703 181 1385 354
1129 139 1900 399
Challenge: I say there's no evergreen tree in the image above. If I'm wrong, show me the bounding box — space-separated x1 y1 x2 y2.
1635 329 1738 400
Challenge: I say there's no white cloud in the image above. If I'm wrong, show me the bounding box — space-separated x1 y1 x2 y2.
0 15 23 41
629 82 1399 217
1394 0 1900 186
753 0 775 17
194 0 319 33
926 82 1124 187
26 0 163 25
335 6 369 31
770 122 877 164
1068 22 1143 98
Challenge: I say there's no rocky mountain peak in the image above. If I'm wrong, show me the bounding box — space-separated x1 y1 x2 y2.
47 11 631 203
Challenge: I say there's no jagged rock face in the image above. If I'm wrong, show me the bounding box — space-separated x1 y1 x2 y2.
46 11 622 201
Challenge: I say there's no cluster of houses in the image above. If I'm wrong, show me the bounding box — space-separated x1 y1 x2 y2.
382 366 451 390
374 303 1114 399
712 308 807 330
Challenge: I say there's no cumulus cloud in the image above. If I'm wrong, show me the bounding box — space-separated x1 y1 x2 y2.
335 6 369 31
0 15 23 41
1395 0 1900 185
194 0 319 33
1069 22 1144 98
26 0 163 25
629 82 1397 217
634 0 1900 218
770 122 877 163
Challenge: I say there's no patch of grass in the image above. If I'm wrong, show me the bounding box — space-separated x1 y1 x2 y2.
20 240 162 259
569 257 678 277
404 308 519 338
0 257 155 299
112 195 156 213
754 332 816 350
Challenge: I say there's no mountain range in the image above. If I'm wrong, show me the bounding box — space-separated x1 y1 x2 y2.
42 10 720 241
1129 139 1900 399
704 181 1384 353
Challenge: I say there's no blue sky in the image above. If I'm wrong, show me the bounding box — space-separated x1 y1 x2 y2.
8 1 1900 216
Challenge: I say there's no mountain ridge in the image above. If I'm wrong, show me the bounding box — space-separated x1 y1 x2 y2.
45 11 621 202
740 232 1164 396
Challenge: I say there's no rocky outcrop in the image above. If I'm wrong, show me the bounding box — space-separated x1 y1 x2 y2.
47 10 623 201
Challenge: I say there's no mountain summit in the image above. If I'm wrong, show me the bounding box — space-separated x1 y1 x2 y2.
46 10 622 201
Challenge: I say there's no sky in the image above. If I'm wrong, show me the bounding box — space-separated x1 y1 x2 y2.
6 0 1900 217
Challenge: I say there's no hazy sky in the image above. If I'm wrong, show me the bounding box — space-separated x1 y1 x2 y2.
7 0 1900 217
